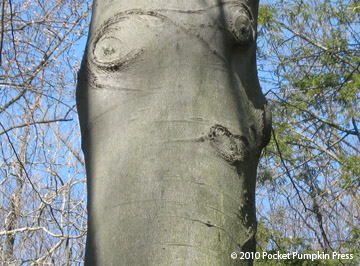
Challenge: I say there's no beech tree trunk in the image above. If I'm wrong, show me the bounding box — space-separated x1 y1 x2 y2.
77 0 271 265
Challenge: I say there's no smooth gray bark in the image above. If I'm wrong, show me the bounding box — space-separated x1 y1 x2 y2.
77 0 271 265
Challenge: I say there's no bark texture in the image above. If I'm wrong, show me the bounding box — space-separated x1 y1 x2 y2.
77 0 271 265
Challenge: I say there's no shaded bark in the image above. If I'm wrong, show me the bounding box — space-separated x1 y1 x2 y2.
77 0 271 265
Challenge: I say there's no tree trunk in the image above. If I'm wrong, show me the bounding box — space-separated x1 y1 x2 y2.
77 0 271 265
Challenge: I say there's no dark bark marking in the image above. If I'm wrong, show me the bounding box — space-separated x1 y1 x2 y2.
205 221 215 227
203 124 250 165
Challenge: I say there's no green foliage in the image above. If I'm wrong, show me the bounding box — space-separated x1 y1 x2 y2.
258 4 277 28
257 0 360 265
340 155 360 189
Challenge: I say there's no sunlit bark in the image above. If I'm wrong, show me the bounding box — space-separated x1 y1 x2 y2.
77 1 271 265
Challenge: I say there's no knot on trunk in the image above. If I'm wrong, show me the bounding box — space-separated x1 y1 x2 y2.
205 124 250 165
229 4 255 46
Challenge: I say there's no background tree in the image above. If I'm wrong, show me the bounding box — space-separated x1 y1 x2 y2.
0 0 90 264
255 0 360 264
77 0 270 265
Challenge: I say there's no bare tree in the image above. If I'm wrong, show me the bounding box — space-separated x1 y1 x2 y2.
0 0 90 264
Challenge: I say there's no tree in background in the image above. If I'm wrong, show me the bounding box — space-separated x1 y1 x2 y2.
0 0 90 264
256 0 360 264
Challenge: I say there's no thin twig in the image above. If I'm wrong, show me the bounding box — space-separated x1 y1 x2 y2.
0 121 50 205
272 128 309 212
0 118 72 136
0 0 6 66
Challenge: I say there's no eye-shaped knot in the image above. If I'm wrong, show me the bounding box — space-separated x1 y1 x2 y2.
230 5 255 46
90 13 164 71
234 15 253 44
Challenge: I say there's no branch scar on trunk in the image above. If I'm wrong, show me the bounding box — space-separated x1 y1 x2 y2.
199 125 250 165
90 12 165 71
228 3 256 46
